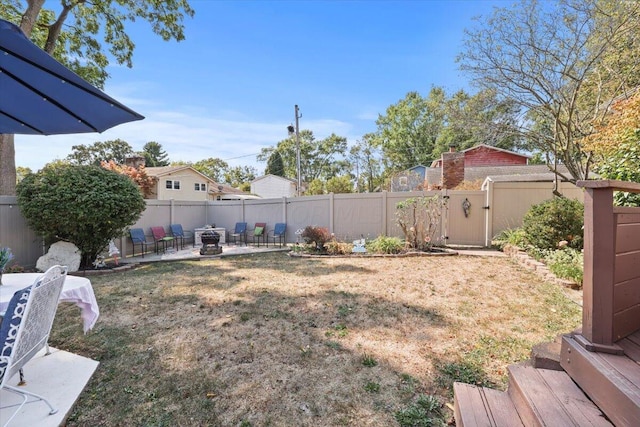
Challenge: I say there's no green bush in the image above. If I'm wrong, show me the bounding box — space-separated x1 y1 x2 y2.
17 164 145 268
492 228 527 250
366 236 405 254
522 197 584 250
544 248 584 285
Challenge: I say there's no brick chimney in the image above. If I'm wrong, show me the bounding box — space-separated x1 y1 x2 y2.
441 151 465 189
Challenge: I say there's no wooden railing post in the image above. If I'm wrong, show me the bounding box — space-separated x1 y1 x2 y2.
577 180 640 353
580 184 616 349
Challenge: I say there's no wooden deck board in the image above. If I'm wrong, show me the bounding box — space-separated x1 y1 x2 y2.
508 364 576 426
561 334 640 426
453 382 522 427
537 369 612 426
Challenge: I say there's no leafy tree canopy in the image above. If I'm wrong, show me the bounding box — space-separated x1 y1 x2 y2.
66 139 134 166
0 0 194 195
458 0 640 183
16 163 145 268
258 130 349 183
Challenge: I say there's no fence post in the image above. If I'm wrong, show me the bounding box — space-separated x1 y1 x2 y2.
329 193 335 234
382 191 388 236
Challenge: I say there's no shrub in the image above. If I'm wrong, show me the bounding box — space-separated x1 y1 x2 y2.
301 226 332 251
366 236 404 254
492 227 527 250
396 196 442 251
544 248 584 285
522 197 584 250
17 164 145 269
325 240 352 255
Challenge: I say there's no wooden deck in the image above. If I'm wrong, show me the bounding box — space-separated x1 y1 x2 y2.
455 181 640 427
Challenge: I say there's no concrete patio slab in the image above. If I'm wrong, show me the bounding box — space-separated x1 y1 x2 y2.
0 347 98 427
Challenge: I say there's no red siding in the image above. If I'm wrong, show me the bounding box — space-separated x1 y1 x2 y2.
464 146 528 167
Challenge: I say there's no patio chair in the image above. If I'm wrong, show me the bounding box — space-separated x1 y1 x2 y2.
268 223 287 248
170 224 193 250
129 228 152 258
0 265 67 427
151 226 174 254
228 222 247 246
249 222 267 247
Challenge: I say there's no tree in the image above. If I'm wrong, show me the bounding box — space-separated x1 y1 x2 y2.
306 179 325 195
326 175 353 194
436 89 522 155
458 0 640 184
585 92 640 206
374 89 446 171
349 134 383 193
258 130 350 184
265 151 285 177
101 160 156 198
0 0 194 195
142 142 170 167
190 158 229 183
66 139 134 165
16 166 32 184
223 165 257 189
16 163 145 268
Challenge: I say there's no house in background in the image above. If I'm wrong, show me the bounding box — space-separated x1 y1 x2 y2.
430 144 530 168
145 166 219 201
251 174 297 198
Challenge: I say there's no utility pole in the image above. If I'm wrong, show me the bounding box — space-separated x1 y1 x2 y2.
287 105 302 196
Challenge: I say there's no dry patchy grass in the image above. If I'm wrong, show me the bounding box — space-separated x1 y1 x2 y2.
50 253 581 426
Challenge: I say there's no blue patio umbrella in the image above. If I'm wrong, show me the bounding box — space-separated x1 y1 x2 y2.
0 18 144 135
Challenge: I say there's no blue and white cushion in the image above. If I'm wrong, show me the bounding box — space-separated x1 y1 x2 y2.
0 286 32 382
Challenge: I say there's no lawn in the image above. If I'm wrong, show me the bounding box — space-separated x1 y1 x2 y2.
50 252 582 426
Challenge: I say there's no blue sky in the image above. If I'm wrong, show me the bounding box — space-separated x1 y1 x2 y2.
15 0 506 174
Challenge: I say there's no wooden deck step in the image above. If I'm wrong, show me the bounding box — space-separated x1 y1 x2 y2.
507 363 612 426
453 382 523 427
561 334 640 426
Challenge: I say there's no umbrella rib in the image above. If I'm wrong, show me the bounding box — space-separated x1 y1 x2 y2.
0 63 100 132
0 110 46 134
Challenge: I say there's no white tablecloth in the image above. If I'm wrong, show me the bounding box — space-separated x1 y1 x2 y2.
0 273 99 333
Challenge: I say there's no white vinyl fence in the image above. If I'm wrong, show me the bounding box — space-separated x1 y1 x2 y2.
0 181 583 268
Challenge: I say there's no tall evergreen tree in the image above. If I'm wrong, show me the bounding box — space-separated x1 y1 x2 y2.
265 151 285 176
142 142 170 167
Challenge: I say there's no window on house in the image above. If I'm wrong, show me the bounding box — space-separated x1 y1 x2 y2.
166 180 181 190
195 183 207 191
195 183 200 191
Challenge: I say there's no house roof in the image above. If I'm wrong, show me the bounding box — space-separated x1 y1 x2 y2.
145 166 216 183
426 164 572 186
251 174 296 184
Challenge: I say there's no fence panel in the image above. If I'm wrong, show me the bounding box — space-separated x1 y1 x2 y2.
333 193 384 241
0 196 43 269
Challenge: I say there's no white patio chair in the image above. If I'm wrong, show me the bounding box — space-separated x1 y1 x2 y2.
0 265 67 427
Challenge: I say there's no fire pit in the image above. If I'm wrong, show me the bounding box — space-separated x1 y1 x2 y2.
200 230 222 255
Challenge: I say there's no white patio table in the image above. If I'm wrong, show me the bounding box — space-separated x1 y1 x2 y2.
0 273 99 333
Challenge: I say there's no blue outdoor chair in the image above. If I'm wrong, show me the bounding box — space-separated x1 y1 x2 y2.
268 223 287 248
229 222 247 246
129 228 152 257
170 224 193 249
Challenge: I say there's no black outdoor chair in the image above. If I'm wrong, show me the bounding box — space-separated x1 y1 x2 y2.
129 228 152 257
249 222 267 247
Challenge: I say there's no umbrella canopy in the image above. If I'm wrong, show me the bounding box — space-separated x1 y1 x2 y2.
0 18 144 135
